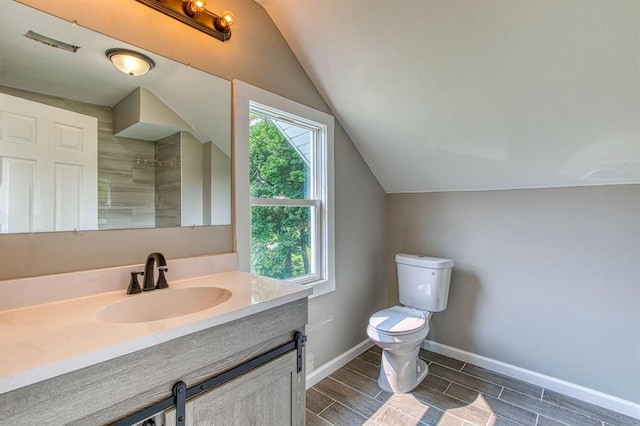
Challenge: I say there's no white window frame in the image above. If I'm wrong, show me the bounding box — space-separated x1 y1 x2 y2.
233 80 335 297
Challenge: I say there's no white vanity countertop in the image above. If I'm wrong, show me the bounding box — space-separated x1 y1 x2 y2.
0 271 312 394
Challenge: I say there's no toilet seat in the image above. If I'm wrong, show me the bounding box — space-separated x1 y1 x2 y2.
369 306 426 336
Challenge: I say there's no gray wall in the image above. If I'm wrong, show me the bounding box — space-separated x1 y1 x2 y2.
387 185 640 403
13 0 387 374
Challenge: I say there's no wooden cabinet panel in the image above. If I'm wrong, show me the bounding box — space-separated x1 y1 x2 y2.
165 351 303 426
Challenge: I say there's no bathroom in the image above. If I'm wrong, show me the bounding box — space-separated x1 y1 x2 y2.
0 0 638 424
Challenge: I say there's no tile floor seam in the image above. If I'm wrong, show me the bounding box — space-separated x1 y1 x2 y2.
485 413 494 426
446 380 541 426
460 362 467 372
561 406 610 424
316 400 335 417
378 401 427 426
492 412 529 426
428 370 502 399
331 399 379 423
409 400 479 426
311 386 340 412
342 362 380 383
443 380 453 394
451 410 480 426
431 361 503 386
317 375 391 421
368 404 385 424
536 390 616 425
327 372 383 401
327 400 377 424
379 403 439 426
410 382 495 421
500 390 606 426
383 383 478 421
320 400 368 424
501 386 553 401
355 356 380 369
452 362 544 398
538 415 571 426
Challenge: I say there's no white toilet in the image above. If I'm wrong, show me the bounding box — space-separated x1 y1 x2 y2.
367 253 454 393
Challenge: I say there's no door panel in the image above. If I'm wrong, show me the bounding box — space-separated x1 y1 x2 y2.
165 351 303 426
0 93 98 232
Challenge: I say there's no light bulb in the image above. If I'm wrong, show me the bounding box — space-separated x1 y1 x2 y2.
215 10 236 32
183 0 206 16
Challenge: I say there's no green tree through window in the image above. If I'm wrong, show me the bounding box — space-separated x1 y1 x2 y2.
249 114 312 279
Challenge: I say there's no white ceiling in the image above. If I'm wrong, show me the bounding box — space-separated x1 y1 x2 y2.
256 0 640 192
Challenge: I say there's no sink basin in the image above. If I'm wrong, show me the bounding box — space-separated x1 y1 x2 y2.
96 287 232 323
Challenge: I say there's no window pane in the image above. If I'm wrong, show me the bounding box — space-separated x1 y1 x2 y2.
251 205 314 280
249 113 312 199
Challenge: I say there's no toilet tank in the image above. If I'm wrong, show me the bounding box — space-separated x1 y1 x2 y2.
396 253 454 312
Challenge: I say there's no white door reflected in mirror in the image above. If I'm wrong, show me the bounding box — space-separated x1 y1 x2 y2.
0 93 97 233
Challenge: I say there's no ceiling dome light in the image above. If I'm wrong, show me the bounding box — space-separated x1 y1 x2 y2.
106 49 155 76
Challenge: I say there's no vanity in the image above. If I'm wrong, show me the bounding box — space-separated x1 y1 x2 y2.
0 254 311 424
0 1 315 423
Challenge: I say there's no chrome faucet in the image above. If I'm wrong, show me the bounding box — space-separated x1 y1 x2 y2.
142 252 169 291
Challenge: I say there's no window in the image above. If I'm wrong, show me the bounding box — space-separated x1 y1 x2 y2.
234 81 334 296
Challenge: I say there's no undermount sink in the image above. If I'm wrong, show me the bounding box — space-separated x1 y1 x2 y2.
96 287 232 323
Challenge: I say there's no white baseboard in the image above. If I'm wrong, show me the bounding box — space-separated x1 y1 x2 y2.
306 339 374 389
423 340 640 420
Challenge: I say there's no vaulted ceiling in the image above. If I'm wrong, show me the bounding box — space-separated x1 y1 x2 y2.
256 0 640 192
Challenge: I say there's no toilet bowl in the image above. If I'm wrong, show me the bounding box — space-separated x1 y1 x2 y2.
367 253 454 393
367 306 432 393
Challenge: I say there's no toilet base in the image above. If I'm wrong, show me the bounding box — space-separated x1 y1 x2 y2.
377 347 429 393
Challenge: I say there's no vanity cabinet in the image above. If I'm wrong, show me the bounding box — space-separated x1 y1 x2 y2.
165 351 302 426
0 298 307 425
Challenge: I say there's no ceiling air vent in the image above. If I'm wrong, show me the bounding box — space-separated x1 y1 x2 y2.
24 30 80 53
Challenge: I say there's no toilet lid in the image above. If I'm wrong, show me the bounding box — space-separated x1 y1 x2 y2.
369 306 426 335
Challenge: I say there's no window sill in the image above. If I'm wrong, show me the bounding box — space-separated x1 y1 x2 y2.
301 278 335 299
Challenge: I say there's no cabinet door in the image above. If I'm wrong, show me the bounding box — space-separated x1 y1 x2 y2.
165 351 304 426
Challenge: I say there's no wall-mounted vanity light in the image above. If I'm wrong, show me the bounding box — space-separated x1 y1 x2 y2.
135 0 236 42
106 49 155 76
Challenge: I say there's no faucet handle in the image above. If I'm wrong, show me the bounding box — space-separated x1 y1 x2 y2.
156 267 169 290
127 271 143 294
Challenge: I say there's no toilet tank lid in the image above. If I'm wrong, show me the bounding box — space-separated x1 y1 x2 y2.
396 253 454 269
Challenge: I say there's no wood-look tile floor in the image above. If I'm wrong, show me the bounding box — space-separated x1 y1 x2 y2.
306 347 639 426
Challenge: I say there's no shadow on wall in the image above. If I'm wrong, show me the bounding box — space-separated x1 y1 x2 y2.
305 309 336 373
427 266 482 352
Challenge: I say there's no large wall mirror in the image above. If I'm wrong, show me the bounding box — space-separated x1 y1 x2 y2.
0 1 231 235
